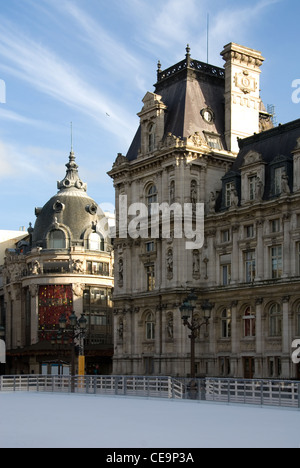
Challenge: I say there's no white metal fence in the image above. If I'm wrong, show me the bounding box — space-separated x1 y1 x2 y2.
0 375 299 408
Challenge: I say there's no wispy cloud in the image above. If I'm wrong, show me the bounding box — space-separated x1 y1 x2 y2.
0 138 67 181
0 17 137 145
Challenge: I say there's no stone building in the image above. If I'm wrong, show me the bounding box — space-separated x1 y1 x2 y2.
2 151 114 375
109 43 300 380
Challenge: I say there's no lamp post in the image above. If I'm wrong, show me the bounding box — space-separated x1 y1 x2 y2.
179 291 213 379
52 311 87 392
0 326 5 375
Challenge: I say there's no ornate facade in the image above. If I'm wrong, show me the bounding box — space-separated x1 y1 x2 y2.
2 151 114 375
109 43 300 379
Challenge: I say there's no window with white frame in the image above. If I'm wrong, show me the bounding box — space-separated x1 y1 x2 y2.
221 308 231 338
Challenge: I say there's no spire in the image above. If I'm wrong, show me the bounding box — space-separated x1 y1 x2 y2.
57 141 87 192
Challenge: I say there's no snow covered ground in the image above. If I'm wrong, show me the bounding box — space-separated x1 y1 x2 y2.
0 392 299 448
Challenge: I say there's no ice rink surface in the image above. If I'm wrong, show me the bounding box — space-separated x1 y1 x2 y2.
0 392 299 448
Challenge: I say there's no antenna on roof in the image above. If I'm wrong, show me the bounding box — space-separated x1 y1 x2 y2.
207 13 209 64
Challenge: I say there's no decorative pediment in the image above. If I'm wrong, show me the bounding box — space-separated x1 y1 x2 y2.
242 151 263 167
138 92 167 117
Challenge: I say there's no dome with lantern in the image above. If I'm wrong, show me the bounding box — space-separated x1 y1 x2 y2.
32 150 109 252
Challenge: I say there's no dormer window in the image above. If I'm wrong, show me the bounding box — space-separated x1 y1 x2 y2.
148 123 156 152
225 182 235 207
48 230 66 249
204 132 222 150
274 167 285 195
248 175 256 201
88 232 104 251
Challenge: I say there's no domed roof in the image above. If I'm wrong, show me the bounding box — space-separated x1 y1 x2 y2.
32 151 108 249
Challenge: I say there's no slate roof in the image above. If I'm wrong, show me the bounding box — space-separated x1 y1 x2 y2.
126 49 226 161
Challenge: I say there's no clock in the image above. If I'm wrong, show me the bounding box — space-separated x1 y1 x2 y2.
201 107 214 124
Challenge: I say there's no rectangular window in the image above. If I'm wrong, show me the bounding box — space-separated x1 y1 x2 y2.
245 225 254 238
245 250 256 282
270 218 280 233
205 133 222 150
220 254 231 286
249 176 256 201
271 245 282 279
225 183 234 207
87 261 109 276
146 241 155 253
221 265 231 285
221 229 231 243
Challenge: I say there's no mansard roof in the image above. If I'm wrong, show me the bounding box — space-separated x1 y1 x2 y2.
126 46 226 161
234 118 300 170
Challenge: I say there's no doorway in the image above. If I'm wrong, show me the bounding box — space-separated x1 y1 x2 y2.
244 357 255 379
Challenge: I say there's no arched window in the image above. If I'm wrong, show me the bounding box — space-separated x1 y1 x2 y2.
269 303 282 337
48 230 66 249
243 306 256 337
88 232 104 251
221 308 231 338
148 123 156 152
145 312 155 340
147 185 157 216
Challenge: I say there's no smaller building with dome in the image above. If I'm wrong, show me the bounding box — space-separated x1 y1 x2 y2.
1 151 114 375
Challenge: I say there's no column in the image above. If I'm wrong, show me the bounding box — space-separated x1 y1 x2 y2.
255 297 263 377
282 296 290 378
255 219 264 281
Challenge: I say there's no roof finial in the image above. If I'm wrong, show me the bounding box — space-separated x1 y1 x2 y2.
70 121 73 152
186 44 191 67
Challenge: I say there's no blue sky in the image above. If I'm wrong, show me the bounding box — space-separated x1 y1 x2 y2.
0 0 299 230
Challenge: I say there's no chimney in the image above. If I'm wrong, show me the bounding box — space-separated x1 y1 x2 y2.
221 43 265 153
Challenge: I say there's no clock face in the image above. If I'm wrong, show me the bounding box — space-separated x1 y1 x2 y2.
201 108 214 124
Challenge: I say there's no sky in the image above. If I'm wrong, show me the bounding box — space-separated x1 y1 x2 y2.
0 0 299 231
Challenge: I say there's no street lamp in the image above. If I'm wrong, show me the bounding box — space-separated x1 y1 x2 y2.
179 291 213 379
52 311 87 392
0 326 5 375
